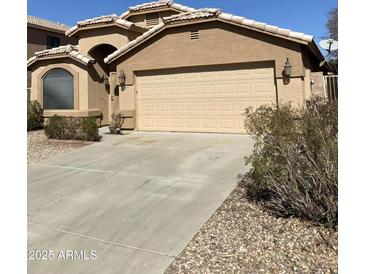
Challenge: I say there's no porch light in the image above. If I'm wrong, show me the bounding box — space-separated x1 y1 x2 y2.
118 70 126 86
102 74 109 85
283 57 292 76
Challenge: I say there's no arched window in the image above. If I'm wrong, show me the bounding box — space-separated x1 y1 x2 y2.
43 68 74 109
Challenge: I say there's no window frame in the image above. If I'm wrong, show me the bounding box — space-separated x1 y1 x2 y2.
40 66 79 110
46 35 60 49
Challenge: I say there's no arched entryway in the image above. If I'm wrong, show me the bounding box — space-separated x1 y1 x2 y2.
88 44 117 74
88 44 119 122
43 68 74 109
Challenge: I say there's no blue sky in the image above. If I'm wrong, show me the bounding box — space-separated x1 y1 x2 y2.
28 0 337 43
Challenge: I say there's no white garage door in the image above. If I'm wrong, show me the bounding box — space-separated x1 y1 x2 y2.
136 65 276 133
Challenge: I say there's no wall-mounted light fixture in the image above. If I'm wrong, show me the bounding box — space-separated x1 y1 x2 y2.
102 74 109 85
118 70 126 86
283 57 292 77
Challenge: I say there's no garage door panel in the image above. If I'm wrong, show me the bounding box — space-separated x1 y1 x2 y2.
200 84 215 95
186 119 201 128
137 65 276 133
219 119 235 129
236 100 254 112
185 85 199 96
254 82 273 93
154 103 168 112
138 116 248 133
155 119 168 128
217 83 234 95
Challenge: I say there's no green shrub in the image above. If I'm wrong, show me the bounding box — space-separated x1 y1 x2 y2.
81 117 101 141
27 100 44 130
44 115 101 141
243 97 338 228
44 115 68 139
109 113 125 134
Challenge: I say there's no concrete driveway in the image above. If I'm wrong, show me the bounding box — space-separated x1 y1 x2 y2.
28 131 253 274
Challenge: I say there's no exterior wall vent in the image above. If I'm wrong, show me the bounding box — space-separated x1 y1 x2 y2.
146 13 160 27
191 30 199 40
190 30 199 40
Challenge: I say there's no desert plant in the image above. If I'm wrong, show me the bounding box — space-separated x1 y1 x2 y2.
80 117 101 141
243 97 338 228
109 113 125 134
44 115 68 139
27 100 44 130
44 115 101 141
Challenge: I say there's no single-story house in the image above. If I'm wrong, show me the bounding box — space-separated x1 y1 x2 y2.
27 0 331 133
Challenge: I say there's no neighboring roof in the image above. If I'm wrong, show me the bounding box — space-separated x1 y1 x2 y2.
27 45 94 68
66 14 147 37
27 15 71 34
105 8 315 64
129 0 173 12
120 0 195 19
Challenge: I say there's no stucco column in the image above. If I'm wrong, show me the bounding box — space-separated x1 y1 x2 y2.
303 68 313 100
109 72 119 121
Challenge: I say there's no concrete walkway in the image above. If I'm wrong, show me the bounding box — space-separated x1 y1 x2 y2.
28 131 253 274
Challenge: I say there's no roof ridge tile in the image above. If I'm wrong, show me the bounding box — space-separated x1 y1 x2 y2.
66 15 138 36
27 15 71 32
28 45 94 67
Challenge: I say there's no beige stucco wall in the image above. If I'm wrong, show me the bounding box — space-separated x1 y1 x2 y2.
29 58 109 125
276 77 304 106
311 71 325 97
119 85 135 111
87 67 110 124
114 21 312 113
78 26 139 55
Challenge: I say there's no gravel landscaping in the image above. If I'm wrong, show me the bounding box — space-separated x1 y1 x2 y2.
27 130 89 164
166 180 338 274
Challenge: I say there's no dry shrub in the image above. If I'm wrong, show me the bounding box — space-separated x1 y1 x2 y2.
109 113 125 134
44 115 101 141
244 97 338 228
27 100 44 131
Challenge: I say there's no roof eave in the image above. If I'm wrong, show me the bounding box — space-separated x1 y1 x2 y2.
66 24 124 37
307 41 333 72
216 18 310 45
66 22 145 37
27 23 68 35
27 54 94 69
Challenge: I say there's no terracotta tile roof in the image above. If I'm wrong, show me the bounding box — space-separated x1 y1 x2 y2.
163 8 222 24
77 14 121 26
105 8 314 64
66 14 145 36
164 9 313 41
217 12 313 42
27 15 71 33
120 0 195 19
27 45 94 67
129 0 174 12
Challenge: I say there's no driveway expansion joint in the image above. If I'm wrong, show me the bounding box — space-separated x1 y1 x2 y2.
28 221 176 259
30 163 235 187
